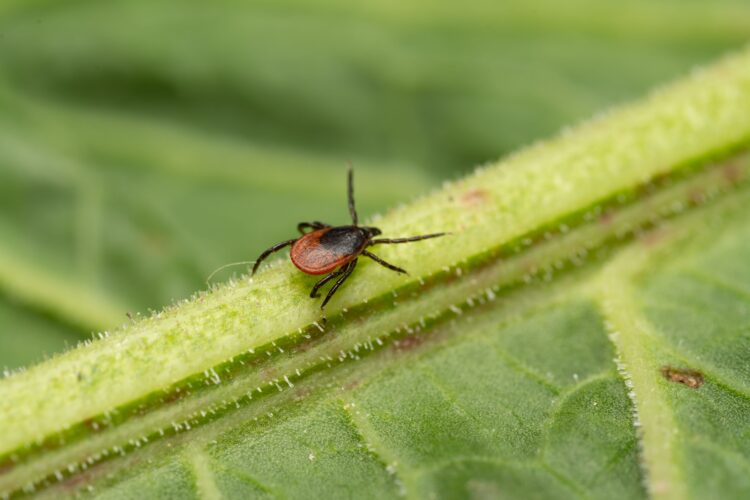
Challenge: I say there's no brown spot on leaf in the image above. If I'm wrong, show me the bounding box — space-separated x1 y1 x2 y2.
293 387 312 401
723 163 742 184
393 335 427 352
260 367 278 381
460 189 489 207
0 458 14 475
598 210 614 226
640 228 668 247
688 188 706 205
660 366 704 389
60 468 95 491
343 379 363 391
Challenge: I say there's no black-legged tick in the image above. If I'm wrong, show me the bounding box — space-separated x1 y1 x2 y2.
252 167 446 309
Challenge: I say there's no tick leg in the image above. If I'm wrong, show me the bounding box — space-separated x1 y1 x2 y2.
251 238 297 275
362 250 407 274
369 232 446 245
320 259 357 309
297 221 330 234
347 165 358 225
310 266 347 298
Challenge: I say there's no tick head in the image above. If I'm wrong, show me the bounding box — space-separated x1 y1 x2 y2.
362 226 382 238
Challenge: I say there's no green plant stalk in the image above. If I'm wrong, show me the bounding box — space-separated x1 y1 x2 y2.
1 46 750 497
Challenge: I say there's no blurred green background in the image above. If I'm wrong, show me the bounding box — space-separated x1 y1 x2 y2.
0 0 748 371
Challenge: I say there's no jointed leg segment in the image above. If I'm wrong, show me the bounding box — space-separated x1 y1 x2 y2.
252 239 296 275
347 166 358 225
310 265 347 297
362 250 407 274
369 233 446 245
320 259 358 309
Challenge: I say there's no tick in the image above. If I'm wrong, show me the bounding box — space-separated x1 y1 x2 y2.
252 168 446 309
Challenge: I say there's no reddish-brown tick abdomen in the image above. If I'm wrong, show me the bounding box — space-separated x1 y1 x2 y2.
290 226 367 275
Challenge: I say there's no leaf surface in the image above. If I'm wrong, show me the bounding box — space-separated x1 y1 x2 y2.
1 2 750 499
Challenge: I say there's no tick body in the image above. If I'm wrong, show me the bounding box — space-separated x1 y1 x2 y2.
291 226 377 275
252 168 446 309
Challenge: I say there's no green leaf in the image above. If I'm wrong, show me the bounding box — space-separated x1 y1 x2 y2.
3 1 750 498
1 37 750 499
